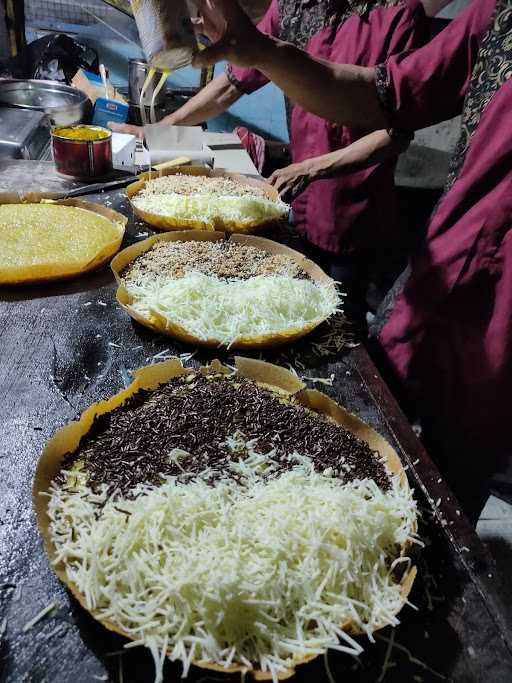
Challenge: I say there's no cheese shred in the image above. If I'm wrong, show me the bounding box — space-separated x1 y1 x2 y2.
47 449 417 682
131 193 289 231
125 271 339 346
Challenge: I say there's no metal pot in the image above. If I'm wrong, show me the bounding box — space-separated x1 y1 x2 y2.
51 126 113 179
128 59 168 106
0 79 90 127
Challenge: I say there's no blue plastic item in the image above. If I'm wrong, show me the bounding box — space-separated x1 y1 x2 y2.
93 97 129 128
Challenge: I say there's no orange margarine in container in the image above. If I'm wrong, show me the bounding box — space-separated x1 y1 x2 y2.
51 125 113 179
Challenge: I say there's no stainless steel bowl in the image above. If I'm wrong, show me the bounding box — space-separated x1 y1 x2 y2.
0 79 90 127
128 59 168 106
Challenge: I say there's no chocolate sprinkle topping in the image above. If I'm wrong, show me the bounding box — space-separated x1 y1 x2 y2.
63 374 391 498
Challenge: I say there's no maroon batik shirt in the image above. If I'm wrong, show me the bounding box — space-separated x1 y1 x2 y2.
227 0 429 257
374 0 512 483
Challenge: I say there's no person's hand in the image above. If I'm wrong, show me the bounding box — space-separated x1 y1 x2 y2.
269 162 315 203
107 121 144 139
191 0 269 68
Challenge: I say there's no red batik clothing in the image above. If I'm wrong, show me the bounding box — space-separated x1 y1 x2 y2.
227 0 429 257
373 0 512 516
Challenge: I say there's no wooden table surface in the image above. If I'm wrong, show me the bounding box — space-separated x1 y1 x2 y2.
1 162 512 683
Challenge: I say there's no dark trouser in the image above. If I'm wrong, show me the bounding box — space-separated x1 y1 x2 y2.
303 242 369 331
423 429 492 526
369 340 492 527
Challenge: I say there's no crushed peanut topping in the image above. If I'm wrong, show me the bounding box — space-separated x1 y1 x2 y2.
139 174 269 199
122 240 309 284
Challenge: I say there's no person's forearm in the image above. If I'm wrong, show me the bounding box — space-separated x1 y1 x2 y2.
307 129 410 179
269 129 410 202
194 2 388 128
162 72 242 126
253 38 388 130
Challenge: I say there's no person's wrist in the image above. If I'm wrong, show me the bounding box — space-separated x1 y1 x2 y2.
310 153 343 180
307 159 327 180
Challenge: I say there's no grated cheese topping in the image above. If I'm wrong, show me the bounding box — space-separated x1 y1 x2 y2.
131 193 289 229
47 448 418 683
22 601 58 632
125 271 339 346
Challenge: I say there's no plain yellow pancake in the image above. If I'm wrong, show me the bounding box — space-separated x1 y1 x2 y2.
0 203 125 284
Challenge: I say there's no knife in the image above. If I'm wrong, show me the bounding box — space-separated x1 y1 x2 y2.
17 156 192 202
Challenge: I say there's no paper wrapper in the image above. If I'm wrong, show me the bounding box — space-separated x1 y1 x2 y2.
110 230 337 349
126 165 288 233
0 194 127 285
33 356 417 681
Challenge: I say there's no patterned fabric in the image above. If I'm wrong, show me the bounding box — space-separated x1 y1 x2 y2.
444 0 512 191
279 0 402 126
368 262 410 338
372 0 512 339
374 62 395 118
234 126 266 172
279 0 401 48
374 65 414 143
227 0 429 254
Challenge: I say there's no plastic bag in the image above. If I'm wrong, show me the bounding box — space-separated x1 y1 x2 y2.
0 34 98 83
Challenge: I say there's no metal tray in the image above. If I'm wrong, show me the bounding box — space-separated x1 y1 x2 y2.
0 79 90 127
0 107 50 160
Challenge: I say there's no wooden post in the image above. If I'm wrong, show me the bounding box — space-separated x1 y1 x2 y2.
5 0 25 57
0 1 9 58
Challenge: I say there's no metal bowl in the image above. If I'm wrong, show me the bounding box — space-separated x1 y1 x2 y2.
0 79 90 127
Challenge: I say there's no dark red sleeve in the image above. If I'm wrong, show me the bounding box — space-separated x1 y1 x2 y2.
375 0 431 56
375 0 496 131
225 0 279 94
